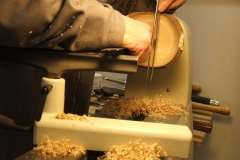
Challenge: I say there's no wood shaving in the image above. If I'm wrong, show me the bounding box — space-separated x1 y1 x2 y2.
34 135 86 157
55 113 88 121
102 95 187 119
98 140 167 160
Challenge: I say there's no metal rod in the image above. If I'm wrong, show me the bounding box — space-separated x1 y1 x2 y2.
150 11 160 83
146 1 160 84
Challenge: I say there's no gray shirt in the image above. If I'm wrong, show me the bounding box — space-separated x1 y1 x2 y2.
0 0 175 51
0 0 125 51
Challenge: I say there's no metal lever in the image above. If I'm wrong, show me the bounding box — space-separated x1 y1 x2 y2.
146 1 160 84
0 114 31 131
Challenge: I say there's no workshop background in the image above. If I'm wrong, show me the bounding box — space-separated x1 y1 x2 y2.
175 0 240 159
0 0 239 159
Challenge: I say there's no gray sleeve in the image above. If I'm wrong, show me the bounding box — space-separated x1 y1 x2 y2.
0 0 125 51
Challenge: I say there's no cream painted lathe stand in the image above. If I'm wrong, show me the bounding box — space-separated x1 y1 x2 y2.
34 14 193 159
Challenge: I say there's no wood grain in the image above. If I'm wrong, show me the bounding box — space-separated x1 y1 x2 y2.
128 12 184 68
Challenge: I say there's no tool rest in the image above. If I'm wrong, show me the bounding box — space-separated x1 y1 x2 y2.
0 46 137 78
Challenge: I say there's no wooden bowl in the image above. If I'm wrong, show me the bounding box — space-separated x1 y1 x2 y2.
128 12 184 68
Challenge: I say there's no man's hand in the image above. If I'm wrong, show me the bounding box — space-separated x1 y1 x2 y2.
122 16 152 63
158 0 186 12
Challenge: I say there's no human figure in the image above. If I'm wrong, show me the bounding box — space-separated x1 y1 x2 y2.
0 0 186 62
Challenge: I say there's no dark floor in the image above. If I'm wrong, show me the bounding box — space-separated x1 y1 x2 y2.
0 127 35 160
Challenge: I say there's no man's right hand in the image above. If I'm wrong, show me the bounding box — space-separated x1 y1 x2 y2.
121 16 152 63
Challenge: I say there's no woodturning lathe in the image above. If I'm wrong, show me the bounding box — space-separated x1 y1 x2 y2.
32 13 193 159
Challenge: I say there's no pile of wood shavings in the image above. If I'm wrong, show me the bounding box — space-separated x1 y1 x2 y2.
98 140 167 160
55 113 88 121
34 135 86 157
102 95 187 119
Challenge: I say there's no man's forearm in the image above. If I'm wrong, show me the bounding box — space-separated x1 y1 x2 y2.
0 0 125 50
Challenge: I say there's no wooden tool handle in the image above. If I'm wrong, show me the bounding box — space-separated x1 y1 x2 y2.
193 120 213 133
192 102 230 115
192 85 202 94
